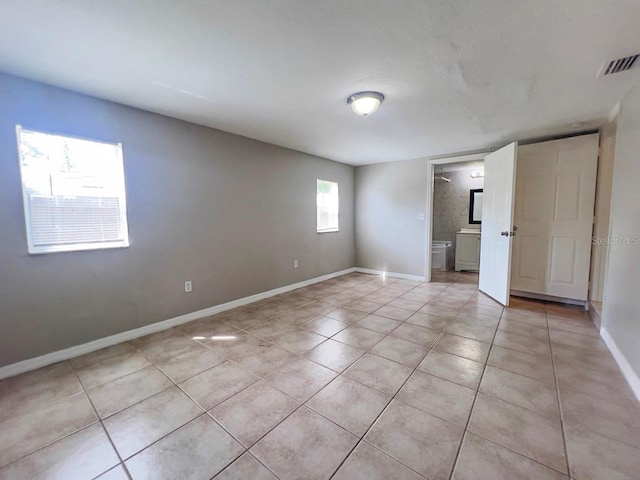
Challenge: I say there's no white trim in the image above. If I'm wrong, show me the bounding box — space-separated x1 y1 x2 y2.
600 327 640 401
0 267 356 380
354 267 425 282
510 290 587 307
608 103 620 123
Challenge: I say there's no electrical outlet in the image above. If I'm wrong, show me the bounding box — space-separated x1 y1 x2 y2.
185 281 192 292
293 259 299 269
417 213 426 220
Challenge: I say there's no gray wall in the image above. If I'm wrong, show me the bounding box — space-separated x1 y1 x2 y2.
602 82 640 380
354 159 428 277
433 169 483 252
0 74 355 367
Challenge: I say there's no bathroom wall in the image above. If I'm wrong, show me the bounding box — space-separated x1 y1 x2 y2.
432 167 484 251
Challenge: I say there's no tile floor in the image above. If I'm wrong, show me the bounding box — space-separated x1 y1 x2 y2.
1 271 639 480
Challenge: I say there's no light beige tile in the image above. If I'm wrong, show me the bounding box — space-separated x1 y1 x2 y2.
104 386 202 459
300 301 343 317
211 381 298 447
560 388 640 449
370 336 429 368
88 365 172 418
332 326 386 350
386 298 426 312
0 424 119 480
251 407 357 480
265 358 337 402
126 415 243 479
487 345 555 383
300 316 348 337
453 432 568 480
445 319 495 343
390 323 440 347
435 333 490 363
501 309 547 327
273 329 326 355
493 330 551 357
74 350 151 389
245 322 293 342
344 299 385 314
180 361 259 410
555 360 636 402
305 339 364 372
468 393 566 473
0 392 97 468
95 465 129 480
565 424 640 480
344 354 413 396
0 362 82 422
418 350 484 389
498 317 549 340
333 442 426 480
325 307 369 324
70 343 137 369
307 376 391 436
372 305 414 321
397 371 475 427
406 312 451 331
365 400 464 480
154 345 226 382
479 366 559 418
549 328 608 353
178 318 240 339
232 345 296 377
215 453 277 480
419 304 460 319
547 316 599 338
355 314 402 334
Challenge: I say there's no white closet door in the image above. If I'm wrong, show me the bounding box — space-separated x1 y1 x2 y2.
511 134 598 301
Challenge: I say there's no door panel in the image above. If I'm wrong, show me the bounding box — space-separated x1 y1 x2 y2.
511 134 598 301
479 142 518 306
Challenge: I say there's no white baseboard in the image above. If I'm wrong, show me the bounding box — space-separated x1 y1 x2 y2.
510 290 587 308
600 327 640 401
0 267 357 380
354 267 425 282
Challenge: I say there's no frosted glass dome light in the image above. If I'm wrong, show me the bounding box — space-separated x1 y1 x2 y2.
347 91 384 116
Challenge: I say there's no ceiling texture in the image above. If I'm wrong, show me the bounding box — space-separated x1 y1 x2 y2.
1 0 639 165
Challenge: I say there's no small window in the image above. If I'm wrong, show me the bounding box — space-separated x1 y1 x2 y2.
16 126 129 254
317 179 339 233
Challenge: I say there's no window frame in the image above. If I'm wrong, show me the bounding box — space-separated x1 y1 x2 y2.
316 178 340 233
16 125 130 255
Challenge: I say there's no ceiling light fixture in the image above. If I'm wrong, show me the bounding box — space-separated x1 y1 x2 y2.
347 91 384 116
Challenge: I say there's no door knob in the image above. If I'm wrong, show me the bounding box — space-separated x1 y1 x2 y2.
501 231 509 236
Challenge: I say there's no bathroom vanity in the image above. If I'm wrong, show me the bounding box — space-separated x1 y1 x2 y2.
455 230 481 272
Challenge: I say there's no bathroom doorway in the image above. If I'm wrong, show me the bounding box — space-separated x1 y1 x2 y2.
424 153 486 281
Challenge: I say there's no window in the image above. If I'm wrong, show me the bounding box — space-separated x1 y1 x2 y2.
16 126 129 254
317 179 339 232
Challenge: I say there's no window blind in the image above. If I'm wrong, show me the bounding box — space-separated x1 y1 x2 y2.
16 126 130 254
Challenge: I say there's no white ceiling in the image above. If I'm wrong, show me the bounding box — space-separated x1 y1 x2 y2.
1 1 639 166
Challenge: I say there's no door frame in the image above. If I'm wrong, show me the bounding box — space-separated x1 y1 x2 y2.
424 152 490 282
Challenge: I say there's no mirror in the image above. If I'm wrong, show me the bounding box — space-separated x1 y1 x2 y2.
469 188 483 224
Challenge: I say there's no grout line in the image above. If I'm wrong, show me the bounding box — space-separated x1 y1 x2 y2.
326 282 463 479
546 305 573 478
67 361 134 480
446 291 503 480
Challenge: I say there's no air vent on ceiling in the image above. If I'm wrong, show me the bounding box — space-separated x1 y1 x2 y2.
598 54 639 77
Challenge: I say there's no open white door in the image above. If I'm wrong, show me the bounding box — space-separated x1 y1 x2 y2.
479 142 518 306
